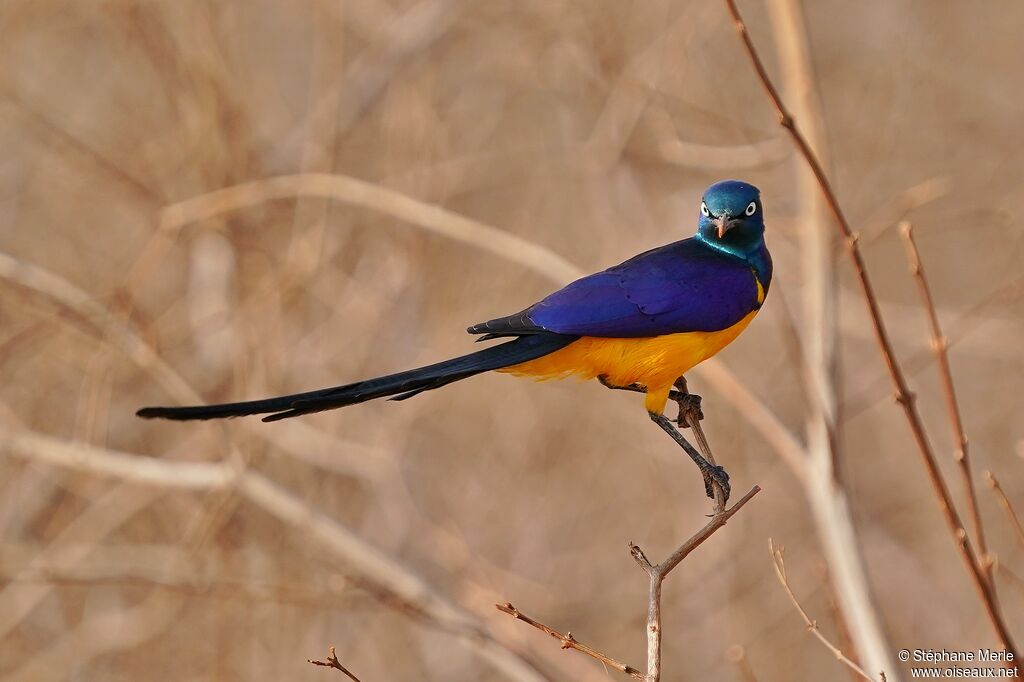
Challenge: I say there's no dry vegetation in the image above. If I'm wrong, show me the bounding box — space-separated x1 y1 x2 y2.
1 1 1023 680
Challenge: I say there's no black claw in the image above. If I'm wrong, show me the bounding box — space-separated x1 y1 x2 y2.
675 393 704 428
702 464 730 502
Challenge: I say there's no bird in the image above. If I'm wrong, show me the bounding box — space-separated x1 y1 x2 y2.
138 179 772 501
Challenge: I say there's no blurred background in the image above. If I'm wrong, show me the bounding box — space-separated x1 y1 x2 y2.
1 1 1023 680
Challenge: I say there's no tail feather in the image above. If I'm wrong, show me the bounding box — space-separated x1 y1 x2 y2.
136 333 577 423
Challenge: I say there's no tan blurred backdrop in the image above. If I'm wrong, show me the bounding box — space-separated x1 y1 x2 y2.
1 1 1023 680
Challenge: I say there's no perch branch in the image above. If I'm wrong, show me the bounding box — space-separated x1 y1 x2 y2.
496 603 644 680
308 646 362 682
769 540 884 682
723 0 1018 667
500 486 760 682
900 222 991 580
631 485 761 681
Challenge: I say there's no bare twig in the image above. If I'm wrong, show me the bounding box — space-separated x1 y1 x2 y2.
309 646 363 682
496 603 644 681
631 485 761 681
2 427 548 682
500 486 761 682
900 222 991 581
723 0 1018 667
845 275 1024 417
0 483 160 642
158 173 581 284
985 471 1024 551
0 249 384 482
769 541 884 682
815 561 867 682
749 2 900 677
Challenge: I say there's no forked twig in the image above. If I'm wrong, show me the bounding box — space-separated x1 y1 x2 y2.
723 0 1018 667
499 486 761 681
632 485 761 681
900 222 991 580
769 540 885 682
309 646 363 682
496 603 644 680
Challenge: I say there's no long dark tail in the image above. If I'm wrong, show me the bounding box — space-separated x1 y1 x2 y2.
136 333 577 423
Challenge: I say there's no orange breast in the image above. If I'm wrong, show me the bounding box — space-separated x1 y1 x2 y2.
499 309 759 414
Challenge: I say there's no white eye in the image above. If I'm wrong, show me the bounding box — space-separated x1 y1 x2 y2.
701 201 710 217
745 201 757 216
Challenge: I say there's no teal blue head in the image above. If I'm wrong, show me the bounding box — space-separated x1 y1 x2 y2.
695 180 765 258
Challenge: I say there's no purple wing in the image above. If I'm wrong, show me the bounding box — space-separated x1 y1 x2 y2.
469 238 766 338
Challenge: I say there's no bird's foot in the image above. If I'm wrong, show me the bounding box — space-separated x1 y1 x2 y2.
672 392 704 429
648 410 730 504
700 463 731 502
670 376 703 428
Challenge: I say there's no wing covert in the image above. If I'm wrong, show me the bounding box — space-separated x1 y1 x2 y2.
468 238 763 339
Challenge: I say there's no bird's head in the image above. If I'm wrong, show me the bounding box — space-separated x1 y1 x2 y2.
696 180 765 257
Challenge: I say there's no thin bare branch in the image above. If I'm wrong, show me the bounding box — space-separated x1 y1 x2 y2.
723 0 1018 667
985 471 1024 551
0 250 385 482
496 603 644 681
158 173 582 284
631 485 761 681
2 426 548 682
0 483 159 642
900 222 991 581
647 485 760 580
762 3 897 676
769 541 884 682
501 485 761 682
309 646 363 682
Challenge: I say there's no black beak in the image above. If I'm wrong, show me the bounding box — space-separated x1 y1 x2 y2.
712 214 740 239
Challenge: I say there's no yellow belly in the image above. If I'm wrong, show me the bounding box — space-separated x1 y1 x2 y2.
499 310 759 414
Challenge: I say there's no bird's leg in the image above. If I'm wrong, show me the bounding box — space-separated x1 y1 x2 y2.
601 374 729 502
648 411 730 503
669 376 730 508
599 376 697 428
